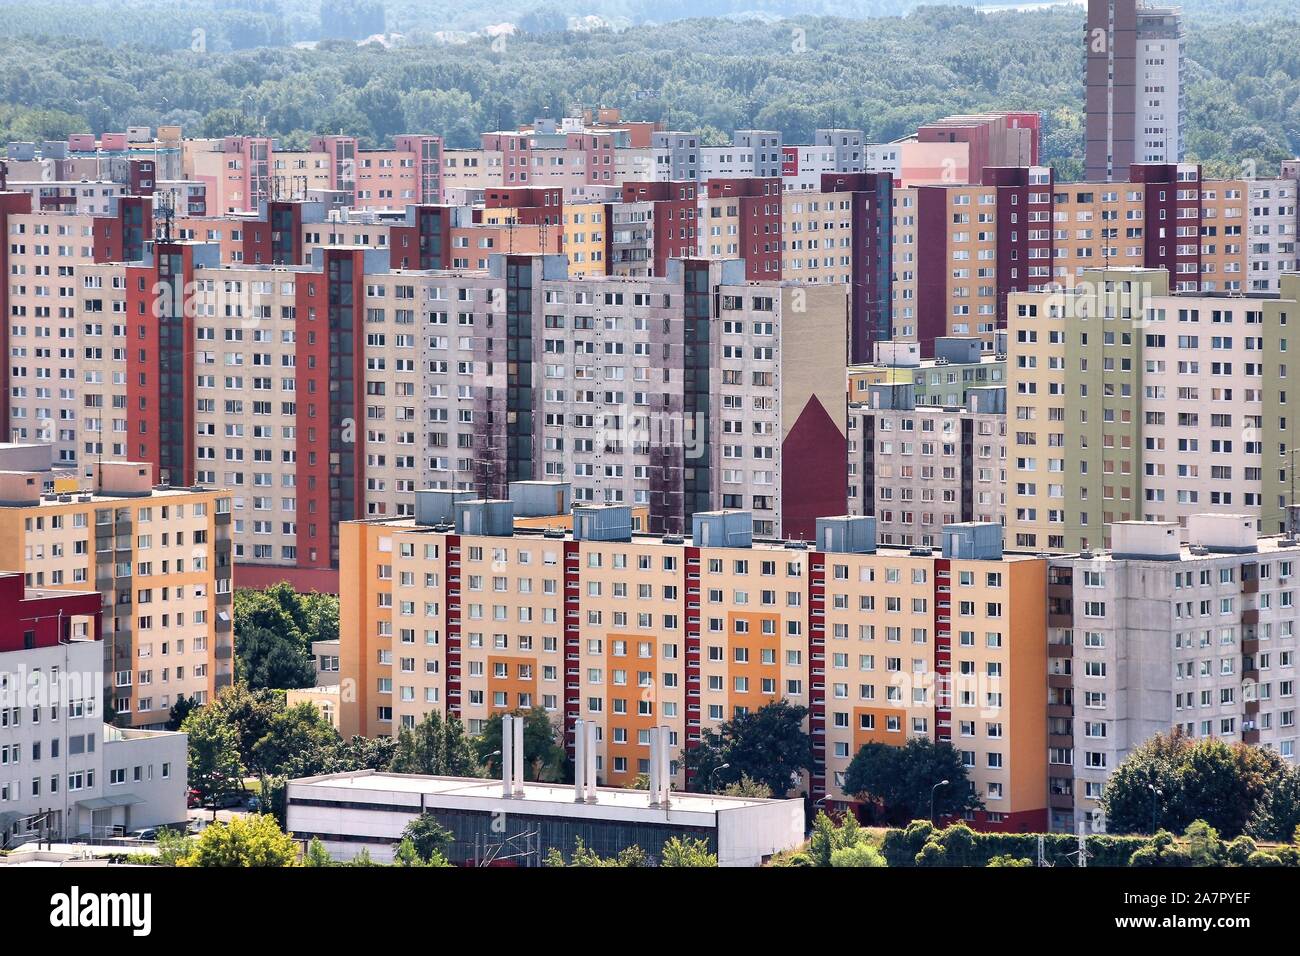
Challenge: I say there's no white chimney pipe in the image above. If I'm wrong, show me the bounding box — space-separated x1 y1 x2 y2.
512 711 525 797
648 728 662 807
501 714 515 799
659 724 672 807
584 720 598 802
573 719 587 803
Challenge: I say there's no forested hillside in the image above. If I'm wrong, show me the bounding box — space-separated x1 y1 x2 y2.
1 5 1298 180
0 0 1290 46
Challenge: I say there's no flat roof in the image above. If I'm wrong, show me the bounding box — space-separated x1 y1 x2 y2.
289 770 787 815
344 516 1040 561
1060 534 1300 564
0 485 222 508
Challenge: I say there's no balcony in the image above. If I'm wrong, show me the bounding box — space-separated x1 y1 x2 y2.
1242 638 1260 657
1048 642 1073 658
1243 728 1261 744
1049 790 1075 810
1048 703 1074 719
1242 608 1260 626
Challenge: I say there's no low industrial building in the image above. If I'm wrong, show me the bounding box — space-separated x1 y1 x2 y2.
287 720 804 866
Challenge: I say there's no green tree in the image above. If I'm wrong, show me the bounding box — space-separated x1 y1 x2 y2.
153 827 194 866
807 809 879 867
829 843 887 867
234 585 302 640
237 625 316 690
476 707 566 781
1128 830 1194 868
1183 819 1225 866
545 837 650 867
682 700 812 797
166 693 197 731
182 706 245 805
250 702 340 779
399 814 455 862
843 738 982 825
389 711 482 777
1249 763 1300 843
986 854 1033 867
304 837 334 867
392 837 452 867
205 684 281 771
722 774 773 799
233 585 337 689
344 848 380 867
660 836 717 867
283 733 398 779
1101 731 1286 837
680 733 729 794
179 815 300 867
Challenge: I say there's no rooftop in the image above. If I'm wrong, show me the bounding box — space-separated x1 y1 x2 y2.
346 514 1040 562
1062 535 1300 564
289 770 788 815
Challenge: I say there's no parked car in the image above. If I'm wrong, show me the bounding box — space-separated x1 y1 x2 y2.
127 827 159 842
204 790 247 810
186 788 202 809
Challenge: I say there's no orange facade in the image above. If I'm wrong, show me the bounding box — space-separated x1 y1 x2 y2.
337 517 1049 825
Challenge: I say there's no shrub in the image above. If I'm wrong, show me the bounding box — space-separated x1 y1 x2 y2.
829 844 887 868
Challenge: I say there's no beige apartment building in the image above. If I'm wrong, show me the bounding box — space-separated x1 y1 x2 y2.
0 458 233 727
1006 267 1300 553
848 383 1007 548
780 189 852 287
440 149 503 196
4 208 102 466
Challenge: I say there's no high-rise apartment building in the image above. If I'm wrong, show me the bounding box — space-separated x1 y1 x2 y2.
848 383 1007 548
1247 170 1298 293
1006 267 1300 553
1046 514 1299 833
1085 1 1184 182
847 336 1006 407
6 231 844 590
338 503 1049 829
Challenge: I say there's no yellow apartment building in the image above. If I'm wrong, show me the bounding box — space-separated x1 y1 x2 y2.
0 459 233 727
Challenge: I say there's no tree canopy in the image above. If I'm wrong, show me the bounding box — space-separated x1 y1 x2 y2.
0 6 1296 176
475 707 567 782
389 710 484 777
1100 731 1293 839
232 585 337 691
682 699 812 797
842 738 981 825
178 814 301 867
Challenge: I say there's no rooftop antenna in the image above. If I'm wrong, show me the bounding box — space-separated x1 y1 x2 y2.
157 188 175 243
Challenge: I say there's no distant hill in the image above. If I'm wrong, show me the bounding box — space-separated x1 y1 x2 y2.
0 4 1297 180
0 0 1292 49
